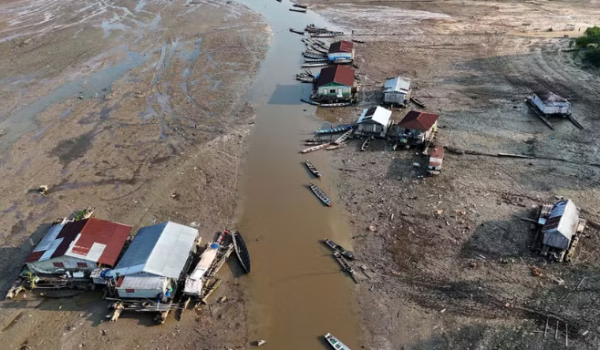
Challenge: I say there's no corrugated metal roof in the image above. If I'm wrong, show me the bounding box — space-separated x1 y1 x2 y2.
26 219 132 266
357 106 392 126
115 274 168 290
397 111 439 131
316 65 355 88
542 199 579 250
328 40 353 54
383 76 411 93
113 222 198 279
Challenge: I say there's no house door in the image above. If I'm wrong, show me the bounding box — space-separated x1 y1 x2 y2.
337 89 343 98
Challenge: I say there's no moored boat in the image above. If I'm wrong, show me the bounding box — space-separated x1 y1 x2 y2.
361 137 371 151
323 238 355 259
309 182 332 206
352 38 366 43
324 333 352 350
301 62 329 68
232 231 251 274
315 125 352 134
410 97 426 108
304 160 321 178
301 142 329 153
293 4 308 8
289 7 306 13
289 28 304 35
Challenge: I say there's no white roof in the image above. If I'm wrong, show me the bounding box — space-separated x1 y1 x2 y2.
116 274 168 290
112 222 198 279
357 106 392 126
383 76 411 93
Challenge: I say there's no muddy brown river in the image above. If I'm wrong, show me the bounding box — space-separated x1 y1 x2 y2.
234 0 361 348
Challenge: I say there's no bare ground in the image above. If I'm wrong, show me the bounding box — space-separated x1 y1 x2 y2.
0 0 268 349
307 0 600 349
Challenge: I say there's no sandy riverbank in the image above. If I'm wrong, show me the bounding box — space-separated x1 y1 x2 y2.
305 0 600 349
0 0 269 348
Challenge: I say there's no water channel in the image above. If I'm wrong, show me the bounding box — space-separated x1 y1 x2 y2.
233 0 361 348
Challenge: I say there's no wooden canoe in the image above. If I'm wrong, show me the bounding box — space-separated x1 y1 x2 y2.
361 138 371 151
410 97 426 108
309 182 332 206
289 28 304 35
323 238 355 259
301 142 329 153
333 251 358 283
315 125 352 134
289 8 306 13
293 4 308 8
305 160 321 177
232 231 251 274
324 333 352 350
352 39 366 43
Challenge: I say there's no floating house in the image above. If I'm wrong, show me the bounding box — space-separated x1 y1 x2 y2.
25 218 132 275
355 106 392 138
327 40 354 62
530 92 571 116
427 144 444 175
393 110 439 145
111 222 198 299
539 199 585 261
314 65 355 103
383 76 411 106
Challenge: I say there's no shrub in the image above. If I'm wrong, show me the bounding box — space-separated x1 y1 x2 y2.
584 48 600 67
576 26 600 47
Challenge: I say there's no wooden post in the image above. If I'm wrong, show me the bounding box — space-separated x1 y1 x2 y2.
555 320 559 340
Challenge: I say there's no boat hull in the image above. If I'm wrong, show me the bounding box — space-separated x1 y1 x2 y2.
232 231 251 274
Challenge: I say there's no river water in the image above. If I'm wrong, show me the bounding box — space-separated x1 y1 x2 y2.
233 0 361 349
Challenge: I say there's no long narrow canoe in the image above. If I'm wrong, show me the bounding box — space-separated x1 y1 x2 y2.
315 125 352 134
305 160 321 178
301 142 329 153
323 238 355 259
361 138 371 151
232 231 251 274
309 182 332 206
289 8 306 13
324 333 352 350
289 28 304 35
293 4 308 8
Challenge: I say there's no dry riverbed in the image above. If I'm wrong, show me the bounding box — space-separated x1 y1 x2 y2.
306 0 600 349
0 0 268 348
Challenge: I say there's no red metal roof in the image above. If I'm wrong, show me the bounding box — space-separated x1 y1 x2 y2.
397 111 439 131
316 65 355 88
26 218 132 267
328 40 353 54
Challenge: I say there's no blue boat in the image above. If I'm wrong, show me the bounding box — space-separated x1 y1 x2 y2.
314 125 352 134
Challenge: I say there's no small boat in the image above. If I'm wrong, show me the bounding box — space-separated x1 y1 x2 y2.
410 97 426 108
323 238 355 259
333 58 353 64
315 125 352 134
333 129 353 145
303 52 327 59
324 333 351 350
293 4 308 8
304 58 328 63
304 141 325 146
296 75 314 83
352 38 366 43
300 97 321 106
326 144 342 150
255 340 267 346
309 183 332 206
289 28 304 35
310 45 328 54
361 138 371 151
232 231 251 274
289 8 306 13
333 251 358 283
305 160 321 178
301 143 330 153
320 101 352 108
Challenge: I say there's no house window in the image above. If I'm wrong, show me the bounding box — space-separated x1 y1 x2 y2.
77 262 87 268
330 89 336 93
53 262 64 268
125 289 135 293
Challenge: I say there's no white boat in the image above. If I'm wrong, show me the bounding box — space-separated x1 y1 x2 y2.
324 333 351 350
183 243 219 296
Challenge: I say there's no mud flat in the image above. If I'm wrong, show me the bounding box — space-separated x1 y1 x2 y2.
0 0 268 349
304 0 600 349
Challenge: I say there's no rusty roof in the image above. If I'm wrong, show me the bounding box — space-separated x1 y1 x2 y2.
26 218 132 267
316 65 355 87
328 40 353 54
397 111 439 131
